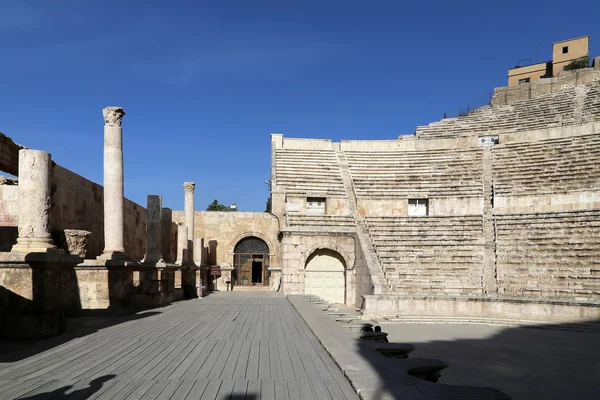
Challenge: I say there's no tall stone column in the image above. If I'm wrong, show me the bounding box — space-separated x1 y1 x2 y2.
143 195 163 263
193 238 204 265
176 223 188 265
102 106 126 258
11 149 57 253
183 182 195 260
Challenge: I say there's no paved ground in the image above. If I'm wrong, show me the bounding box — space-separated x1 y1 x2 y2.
0 292 358 400
381 322 600 400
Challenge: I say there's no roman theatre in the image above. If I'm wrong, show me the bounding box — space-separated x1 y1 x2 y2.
2 59 600 339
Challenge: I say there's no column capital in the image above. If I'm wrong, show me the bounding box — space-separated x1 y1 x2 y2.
183 182 196 192
102 106 126 126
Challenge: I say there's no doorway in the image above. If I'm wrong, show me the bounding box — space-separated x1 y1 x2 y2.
233 237 270 287
252 260 263 284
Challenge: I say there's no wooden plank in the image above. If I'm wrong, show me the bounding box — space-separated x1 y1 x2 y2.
232 341 251 379
150 339 195 380
245 340 260 379
311 379 333 400
231 379 248 398
299 379 317 400
214 379 235 399
185 379 209 399
285 379 302 400
218 339 244 380
168 340 210 379
258 340 271 379
199 379 223 400
207 340 235 380
246 379 261 399
194 340 227 378
275 340 295 379
169 380 195 400
260 379 276 400
122 379 157 400
273 378 289 400
154 380 182 400
108 379 145 400
140 380 170 400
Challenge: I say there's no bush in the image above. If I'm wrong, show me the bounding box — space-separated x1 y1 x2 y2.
564 55 590 71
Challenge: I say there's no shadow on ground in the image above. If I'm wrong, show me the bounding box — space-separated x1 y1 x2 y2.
0 310 161 363
356 318 600 399
19 375 116 400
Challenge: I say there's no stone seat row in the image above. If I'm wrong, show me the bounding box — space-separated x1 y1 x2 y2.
414 84 595 138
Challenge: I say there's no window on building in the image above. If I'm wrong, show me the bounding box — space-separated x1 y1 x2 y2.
562 46 569 54
408 199 428 216
306 197 326 215
518 77 530 85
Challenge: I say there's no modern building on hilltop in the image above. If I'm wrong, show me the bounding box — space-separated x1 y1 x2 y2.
507 35 590 86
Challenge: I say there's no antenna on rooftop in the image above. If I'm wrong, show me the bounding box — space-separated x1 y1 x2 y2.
536 43 542 63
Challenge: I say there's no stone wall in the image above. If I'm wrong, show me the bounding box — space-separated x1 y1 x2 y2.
171 211 280 267
280 232 356 305
491 61 600 106
0 163 147 259
0 132 21 176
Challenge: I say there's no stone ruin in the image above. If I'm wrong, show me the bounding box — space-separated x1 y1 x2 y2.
2 74 600 339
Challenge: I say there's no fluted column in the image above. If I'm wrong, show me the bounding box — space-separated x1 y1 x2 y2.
183 182 195 260
11 149 57 253
102 106 126 257
143 195 163 263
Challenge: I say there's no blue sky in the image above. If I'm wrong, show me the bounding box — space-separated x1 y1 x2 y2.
1 1 598 212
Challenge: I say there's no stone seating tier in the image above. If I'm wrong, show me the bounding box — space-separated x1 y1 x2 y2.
275 148 347 197
345 149 483 198
287 214 356 228
495 210 600 299
365 216 484 296
491 134 600 196
415 83 597 139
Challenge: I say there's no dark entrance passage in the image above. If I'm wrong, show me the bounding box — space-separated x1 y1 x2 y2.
233 237 270 287
252 260 262 284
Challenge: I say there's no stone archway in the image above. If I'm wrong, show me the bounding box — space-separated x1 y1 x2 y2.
233 236 270 286
304 249 346 304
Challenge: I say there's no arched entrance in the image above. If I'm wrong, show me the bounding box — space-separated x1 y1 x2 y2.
233 237 270 287
304 249 345 304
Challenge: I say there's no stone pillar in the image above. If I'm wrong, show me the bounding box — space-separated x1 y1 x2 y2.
102 106 126 258
193 238 204 265
11 149 57 253
176 223 188 265
183 182 195 259
160 207 173 262
143 195 163 263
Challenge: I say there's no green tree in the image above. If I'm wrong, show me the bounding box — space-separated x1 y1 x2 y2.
265 195 272 213
206 199 236 211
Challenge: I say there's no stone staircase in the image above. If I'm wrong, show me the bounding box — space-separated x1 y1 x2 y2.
335 151 384 294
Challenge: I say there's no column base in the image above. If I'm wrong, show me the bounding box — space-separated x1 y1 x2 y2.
10 238 58 254
98 251 131 262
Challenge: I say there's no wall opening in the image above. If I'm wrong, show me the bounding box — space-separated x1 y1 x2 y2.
233 237 270 286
